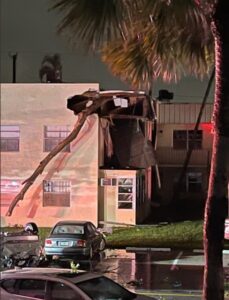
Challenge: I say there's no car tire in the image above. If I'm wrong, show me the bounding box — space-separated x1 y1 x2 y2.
98 238 106 252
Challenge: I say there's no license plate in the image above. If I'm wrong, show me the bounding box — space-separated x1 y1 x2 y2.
59 241 69 246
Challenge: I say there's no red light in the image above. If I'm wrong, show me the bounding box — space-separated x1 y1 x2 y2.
45 239 52 245
200 123 213 133
77 239 86 247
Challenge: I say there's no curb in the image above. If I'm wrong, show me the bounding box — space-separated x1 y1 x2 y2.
126 247 229 254
126 247 171 252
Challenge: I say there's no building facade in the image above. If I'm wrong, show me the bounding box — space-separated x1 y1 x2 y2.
1 83 100 227
154 102 213 217
1 84 153 227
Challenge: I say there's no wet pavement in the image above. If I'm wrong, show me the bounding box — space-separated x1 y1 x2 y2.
48 248 229 299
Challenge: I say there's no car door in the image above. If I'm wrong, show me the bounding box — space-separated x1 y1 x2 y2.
87 222 101 251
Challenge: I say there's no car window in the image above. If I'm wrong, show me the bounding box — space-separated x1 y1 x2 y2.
1 279 17 293
87 223 96 235
48 281 84 300
90 223 97 232
52 225 84 234
76 276 136 300
18 279 46 299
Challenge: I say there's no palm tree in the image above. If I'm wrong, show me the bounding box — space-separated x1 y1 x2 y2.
51 1 229 299
39 53 63 82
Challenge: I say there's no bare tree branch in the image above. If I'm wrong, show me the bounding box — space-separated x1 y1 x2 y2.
6 97 111 216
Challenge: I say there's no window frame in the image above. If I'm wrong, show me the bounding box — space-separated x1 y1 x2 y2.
186 172 202 192
0 125 20 152
43 180 71 207
43 125 71 152
173 129 202 150
117 177 135 210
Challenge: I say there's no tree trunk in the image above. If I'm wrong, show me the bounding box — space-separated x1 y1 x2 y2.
6 112 87 216
6 95 111 216
203 1 229 299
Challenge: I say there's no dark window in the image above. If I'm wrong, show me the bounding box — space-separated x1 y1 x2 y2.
44 125 70 152
188 130 202 149
0 125 20 152
43 180 71 207
173 130 187 149
1 279 17 293
187 172 202 192
49 281 83 300
18 279 46 299
76 276 135 300
173 130 202 150
87 223 96 235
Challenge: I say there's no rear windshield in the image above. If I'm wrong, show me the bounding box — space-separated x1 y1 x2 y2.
52 225 84 234
76 276 136 300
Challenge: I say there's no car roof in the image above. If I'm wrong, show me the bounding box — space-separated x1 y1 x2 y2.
54 221 91 226
1 268 102 284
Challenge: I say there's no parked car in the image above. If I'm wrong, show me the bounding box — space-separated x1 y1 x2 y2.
44 221 106 261
0 267 156 300
1 222 43 270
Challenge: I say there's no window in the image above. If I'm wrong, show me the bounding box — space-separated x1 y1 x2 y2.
53 224 84 234
76 276 135 300
1 279 17 293
0 125 20 152
187 172 202 192
44 125 70 152
0 179 21 207
87 222 97 235
43 180 71 207
173 130 202 150
49 281 83 300
18 279 46 299
118 178 134 209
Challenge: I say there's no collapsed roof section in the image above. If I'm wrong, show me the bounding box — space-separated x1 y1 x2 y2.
67 90 155 120
67 90 157 169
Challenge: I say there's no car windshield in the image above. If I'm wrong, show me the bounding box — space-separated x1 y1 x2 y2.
52 225 84 234
76 276 136 300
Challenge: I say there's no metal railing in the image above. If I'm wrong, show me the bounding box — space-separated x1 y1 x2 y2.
156 147 211 166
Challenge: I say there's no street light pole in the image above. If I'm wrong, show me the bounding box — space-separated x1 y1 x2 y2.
9 52 18 83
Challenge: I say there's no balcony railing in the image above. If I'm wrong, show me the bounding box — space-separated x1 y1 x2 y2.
156 147 211 166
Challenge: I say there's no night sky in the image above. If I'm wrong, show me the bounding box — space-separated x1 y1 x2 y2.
1 0 214 102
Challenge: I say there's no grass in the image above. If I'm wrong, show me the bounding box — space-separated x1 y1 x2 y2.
106 220 204 249
3 220 229 250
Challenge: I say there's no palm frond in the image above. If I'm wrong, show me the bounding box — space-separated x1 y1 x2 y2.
51 0 137 49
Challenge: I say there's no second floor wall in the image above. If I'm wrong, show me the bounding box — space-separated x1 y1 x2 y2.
156 103 213 167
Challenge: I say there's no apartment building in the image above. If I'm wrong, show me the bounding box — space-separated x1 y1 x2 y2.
154 102 213 211
1 84 154 227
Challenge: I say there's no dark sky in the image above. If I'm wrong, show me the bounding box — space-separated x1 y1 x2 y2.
0 0 214 102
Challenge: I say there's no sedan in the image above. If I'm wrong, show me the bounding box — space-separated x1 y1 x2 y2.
0 267 156 300
44 221 106 261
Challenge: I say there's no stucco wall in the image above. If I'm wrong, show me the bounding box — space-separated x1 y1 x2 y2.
1 83 100 227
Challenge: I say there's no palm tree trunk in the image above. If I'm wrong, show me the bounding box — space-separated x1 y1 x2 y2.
203 1 229 299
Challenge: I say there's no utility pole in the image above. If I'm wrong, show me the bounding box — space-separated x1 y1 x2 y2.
9 52 18 83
